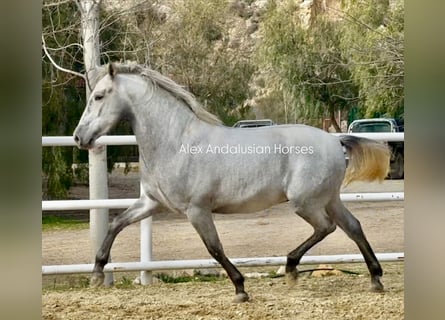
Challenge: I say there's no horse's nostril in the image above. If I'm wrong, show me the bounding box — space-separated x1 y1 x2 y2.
74 135 80 143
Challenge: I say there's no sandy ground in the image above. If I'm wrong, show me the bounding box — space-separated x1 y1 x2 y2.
43 263 404 320
42 171 404 319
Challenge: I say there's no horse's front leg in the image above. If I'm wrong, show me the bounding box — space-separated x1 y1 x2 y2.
186 207 249 303
90 194 162 287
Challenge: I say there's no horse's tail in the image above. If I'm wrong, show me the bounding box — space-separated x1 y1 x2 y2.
340 135 390 186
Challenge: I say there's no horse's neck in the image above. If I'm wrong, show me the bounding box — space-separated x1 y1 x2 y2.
128 80 204 162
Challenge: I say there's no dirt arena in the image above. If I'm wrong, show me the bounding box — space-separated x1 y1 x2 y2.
42 171 404 319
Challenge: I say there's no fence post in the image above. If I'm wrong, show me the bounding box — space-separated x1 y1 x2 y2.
139 158 153 284
89 146 113 285
140 216 153 284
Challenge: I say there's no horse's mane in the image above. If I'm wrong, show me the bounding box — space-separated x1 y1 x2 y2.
92 62 222 126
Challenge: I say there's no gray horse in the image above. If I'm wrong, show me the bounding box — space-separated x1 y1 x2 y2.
74 62 390 303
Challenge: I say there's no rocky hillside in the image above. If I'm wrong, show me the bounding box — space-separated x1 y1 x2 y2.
102 0 342 50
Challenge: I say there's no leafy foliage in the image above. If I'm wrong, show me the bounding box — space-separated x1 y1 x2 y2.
258 1 357 128
42 1 87 199
146 0 255 125
340 0 404 118
255 0 404 126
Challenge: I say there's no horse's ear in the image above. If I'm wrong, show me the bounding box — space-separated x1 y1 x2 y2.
108 63 116 79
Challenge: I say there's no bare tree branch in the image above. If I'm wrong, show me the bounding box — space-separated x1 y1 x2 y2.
42 34 86 80
43 0 72 8
44 42 84 52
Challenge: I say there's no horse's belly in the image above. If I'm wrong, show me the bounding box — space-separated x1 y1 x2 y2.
213 193 288 214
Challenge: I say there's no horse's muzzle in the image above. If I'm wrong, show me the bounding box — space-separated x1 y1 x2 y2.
73 134 95 149
73 126 95 149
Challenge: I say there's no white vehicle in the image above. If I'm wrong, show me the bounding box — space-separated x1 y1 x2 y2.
348 118 404 179
232 119 276 128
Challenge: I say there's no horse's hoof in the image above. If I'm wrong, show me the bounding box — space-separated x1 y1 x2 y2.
90 272 104 288
370 277 384 292
285 270 298 288
232 292 249 303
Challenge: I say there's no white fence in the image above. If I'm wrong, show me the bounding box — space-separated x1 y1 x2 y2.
42 132 404 283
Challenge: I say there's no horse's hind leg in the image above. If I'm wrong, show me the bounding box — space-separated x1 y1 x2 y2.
186 207 249 303
326 198 384 292
286 205 336 287
90 193 162 287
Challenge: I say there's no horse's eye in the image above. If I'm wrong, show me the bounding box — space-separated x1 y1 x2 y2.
94 94 104 101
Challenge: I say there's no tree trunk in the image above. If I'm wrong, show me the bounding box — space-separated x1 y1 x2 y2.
329 108 342 132
78 0 113 286
78 0 101 95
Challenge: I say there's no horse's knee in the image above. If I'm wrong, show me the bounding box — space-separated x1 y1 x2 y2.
110 217 126 234
322 221 337 235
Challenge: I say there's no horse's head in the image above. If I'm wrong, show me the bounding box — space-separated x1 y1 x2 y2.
74 63 125 149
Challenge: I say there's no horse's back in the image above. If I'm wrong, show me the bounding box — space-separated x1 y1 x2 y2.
192 124 346 213
237 124 346 205
226 123 344 170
